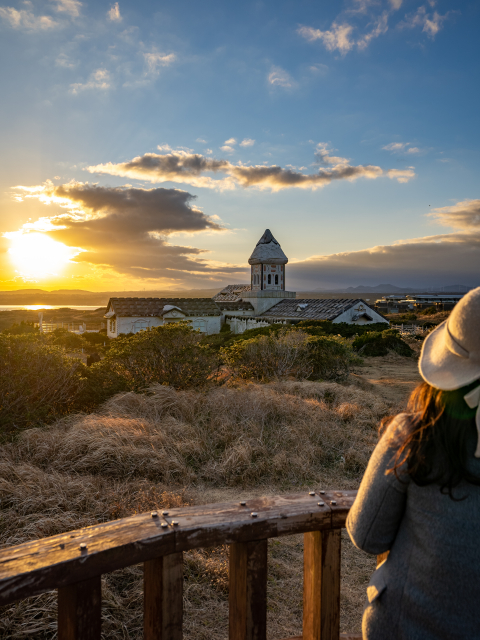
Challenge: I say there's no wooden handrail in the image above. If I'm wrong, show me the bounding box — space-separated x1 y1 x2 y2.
0 489 361 640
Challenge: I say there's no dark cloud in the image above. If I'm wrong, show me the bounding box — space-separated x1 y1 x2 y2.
87 148 413 191
288 201 480 289
12 182 244 283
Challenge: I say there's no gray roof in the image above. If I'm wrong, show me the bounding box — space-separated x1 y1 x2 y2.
212 284 252 302
260 298 368 320
215 300 255 311
107 297 221 317
248 229 288 265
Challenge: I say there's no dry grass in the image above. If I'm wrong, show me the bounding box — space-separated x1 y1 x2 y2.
0 378 402 639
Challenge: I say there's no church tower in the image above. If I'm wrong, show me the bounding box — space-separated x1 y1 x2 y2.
248 229 288 292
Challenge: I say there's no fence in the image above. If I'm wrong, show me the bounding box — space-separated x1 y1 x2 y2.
34 322 105 334
391 323 425 335
0 490 365 640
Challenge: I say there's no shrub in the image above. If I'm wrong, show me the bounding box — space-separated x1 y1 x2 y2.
296 320 390 338
420 306 438 316
2 321 38 335
221 329 312 381
221 329 357 381
352 329 413 357
103 322 220 390
0 334 85 433
307 335 359 380
48 328 88 350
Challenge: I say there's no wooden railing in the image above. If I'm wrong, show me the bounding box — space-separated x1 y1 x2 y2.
0 489 362 640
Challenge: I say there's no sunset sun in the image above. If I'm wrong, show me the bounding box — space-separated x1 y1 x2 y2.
7 233 80 279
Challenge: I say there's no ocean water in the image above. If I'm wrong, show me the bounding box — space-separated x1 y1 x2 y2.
0 305 103 311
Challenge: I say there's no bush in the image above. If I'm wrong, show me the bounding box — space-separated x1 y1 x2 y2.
221 329 357 381
307 335 360 380
0 334 85 433
352 329 413 357
296 320 390 338
103 322 221 390
420 306 438 316
221 329 312 381
48 328 88 350
2 321 39 335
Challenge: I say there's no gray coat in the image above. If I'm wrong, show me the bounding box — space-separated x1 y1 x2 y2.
346 413 480 640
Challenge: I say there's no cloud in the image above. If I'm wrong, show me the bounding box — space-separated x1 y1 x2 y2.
0 7 58 29
220 146 235 153
51 0 81 17
143 52 175 75
298 23 355 54
288 200 480 289
386 168 416 183
70 69 111 94
87 146 414 192
9 182 239 282
430 199 480 231
107 2 121 22
357 12 389 50
224 138 236 145
389 0 403 9
383 141 423 155
268 66 296 89
240 139 255 147
398 5 451 38
56 53 76 68
196 138 207 144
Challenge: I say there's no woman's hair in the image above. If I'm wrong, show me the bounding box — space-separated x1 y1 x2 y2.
383 379 480 498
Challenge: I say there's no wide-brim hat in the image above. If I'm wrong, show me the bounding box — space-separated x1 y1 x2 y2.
419 287 480 390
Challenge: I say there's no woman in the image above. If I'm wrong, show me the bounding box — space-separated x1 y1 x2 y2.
346 287 480 640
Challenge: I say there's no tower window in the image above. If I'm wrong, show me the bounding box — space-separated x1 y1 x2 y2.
268 274 271 284
275 274 278 285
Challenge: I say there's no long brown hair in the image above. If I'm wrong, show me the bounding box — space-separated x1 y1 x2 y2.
383 379 480 498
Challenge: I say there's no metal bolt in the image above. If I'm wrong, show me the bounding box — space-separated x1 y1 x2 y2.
251 512 258 518
240 501 246 506
79 543 87 550
318 502 325 507
172 521 179 526
151 511 158 518
161 522 168 528
319 490 325 494
162 511 169 516
309 491 315 496
330 500 337 506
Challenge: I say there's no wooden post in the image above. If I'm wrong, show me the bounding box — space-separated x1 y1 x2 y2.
303 529 341 640
229 539 268 640
58 575 101 640
144 552 183 640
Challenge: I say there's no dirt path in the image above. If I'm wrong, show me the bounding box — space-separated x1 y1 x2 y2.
352 353 422 408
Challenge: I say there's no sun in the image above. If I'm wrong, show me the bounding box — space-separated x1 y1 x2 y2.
7 232 80 278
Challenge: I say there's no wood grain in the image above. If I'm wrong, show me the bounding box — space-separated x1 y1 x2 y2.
144 552 183 640
303 529 342 640
58 575 101 640
0 491 354 606
229 539 268 640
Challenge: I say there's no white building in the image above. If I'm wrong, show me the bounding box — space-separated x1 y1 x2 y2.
105 229 388 337
214 229 388 332
105 298 221 338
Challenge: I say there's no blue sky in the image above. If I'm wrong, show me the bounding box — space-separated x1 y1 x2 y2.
0 0 479 291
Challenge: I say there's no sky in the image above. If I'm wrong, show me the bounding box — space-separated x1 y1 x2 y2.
0 0 479 292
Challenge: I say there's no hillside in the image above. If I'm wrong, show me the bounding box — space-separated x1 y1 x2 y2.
0 356 420 639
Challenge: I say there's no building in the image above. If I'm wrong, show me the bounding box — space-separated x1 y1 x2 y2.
214 230 388 332
105 229 387 336
374 293 465 314
104 298 221 338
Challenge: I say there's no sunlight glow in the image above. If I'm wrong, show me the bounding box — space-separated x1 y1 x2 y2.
6 232 81 278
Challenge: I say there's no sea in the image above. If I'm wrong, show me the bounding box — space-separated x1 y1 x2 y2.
0 305 103 311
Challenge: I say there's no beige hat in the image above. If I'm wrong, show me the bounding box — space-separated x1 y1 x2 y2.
419 286 480 455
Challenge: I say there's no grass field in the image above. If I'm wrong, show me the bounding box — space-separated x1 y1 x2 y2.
0 355 420 639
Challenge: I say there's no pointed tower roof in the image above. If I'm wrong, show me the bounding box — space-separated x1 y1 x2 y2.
248 229 288 265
